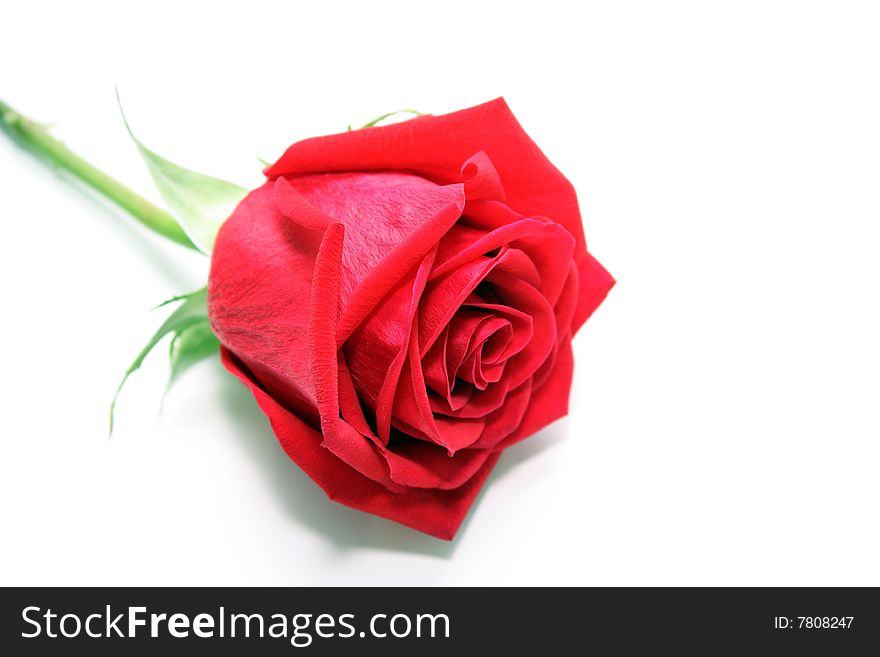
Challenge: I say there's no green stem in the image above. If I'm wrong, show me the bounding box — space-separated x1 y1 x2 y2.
0 99 197 250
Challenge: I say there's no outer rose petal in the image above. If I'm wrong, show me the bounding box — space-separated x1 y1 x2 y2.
575 251 616 330
276 171 465 344
265 98 580 250
208 175 463 415
220 348 499 540
264 97 602 326
207 184 322 419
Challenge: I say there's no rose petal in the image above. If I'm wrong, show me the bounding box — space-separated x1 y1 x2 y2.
264 98 587 276
496 340 575 450
342 247 435 440
553 263 580 343
421 326 452 394
220 348 498 540
383 440 494 490
532 263 580 390
306 223 399 491
572 250 616 332
279 171 465 344
418 254 502 354
372 250 435 442
431 217 553 281
455 314 510 388
463 297 533 362
467 202 576 308
208 183 322 416
273 177 335 230
483 270 557 388
337 359 382 448
469 379 533 449
431 212 574 312
391 315 486 452
460 150 505 204
430 378 511 419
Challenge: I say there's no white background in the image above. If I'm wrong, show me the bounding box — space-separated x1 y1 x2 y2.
1 0 878 586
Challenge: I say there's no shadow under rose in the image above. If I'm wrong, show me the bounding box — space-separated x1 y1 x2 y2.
214 360 567 558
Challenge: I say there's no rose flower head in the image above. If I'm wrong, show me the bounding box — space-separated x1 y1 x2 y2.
207 98 614 539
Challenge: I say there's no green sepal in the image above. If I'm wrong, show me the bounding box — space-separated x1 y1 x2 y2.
109 287 218 433
359 109 426 129
169 320 220 387
117 91 248 254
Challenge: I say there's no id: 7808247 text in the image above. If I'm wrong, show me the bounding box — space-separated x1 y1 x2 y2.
773 617 854 629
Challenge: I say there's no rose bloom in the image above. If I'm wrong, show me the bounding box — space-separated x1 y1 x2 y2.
208 99 614 539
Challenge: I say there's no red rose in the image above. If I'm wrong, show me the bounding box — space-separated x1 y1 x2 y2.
207 98 614 539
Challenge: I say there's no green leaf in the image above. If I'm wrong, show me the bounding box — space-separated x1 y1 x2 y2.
168 320 220 386
110 287 215 433
117 91 248 254
359 109 426 129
